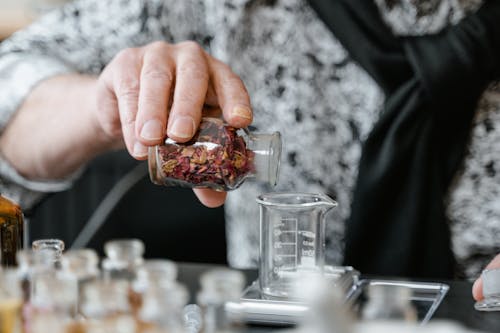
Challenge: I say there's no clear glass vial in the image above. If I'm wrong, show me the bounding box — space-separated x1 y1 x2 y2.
0 269 23 333
139 283 189 333
32 239 65 268
133 259 178 292
80 279 137 333
61 249 100 315
475 268 500 311
149 117 281 191
102 239 145 281
30 271 79 333
196 268 245 333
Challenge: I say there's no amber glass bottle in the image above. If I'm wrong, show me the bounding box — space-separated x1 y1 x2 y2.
0 195 24 267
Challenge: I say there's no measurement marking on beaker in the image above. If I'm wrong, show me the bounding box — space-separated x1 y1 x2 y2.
273 217 298 269
294 218 298 268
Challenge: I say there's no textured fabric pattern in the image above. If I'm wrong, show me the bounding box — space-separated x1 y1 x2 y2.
0 0 498 278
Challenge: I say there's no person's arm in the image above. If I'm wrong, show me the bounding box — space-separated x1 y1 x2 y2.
1 41 253 207
0 0 252 208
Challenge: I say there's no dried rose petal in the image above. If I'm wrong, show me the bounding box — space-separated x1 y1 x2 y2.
157 118 256 190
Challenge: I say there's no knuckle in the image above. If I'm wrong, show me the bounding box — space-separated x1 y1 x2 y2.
114 47 139 64
141 93 165 111
142 67 174 84
148 40 170 51
178 60 209 81
177 40 204 54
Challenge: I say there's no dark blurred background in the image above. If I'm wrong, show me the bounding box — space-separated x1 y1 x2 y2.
26 151 228 264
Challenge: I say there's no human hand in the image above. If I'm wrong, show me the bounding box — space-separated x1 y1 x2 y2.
472 254 500 301
95 41 253 207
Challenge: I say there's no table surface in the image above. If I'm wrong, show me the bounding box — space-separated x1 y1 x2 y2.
176 262 500 333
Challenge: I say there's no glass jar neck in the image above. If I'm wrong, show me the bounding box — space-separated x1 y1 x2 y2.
61 249 99 281
104 239 145 262
245 131 281 186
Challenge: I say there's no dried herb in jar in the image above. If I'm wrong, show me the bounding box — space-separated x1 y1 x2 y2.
157 118 255 190
149 117 281 191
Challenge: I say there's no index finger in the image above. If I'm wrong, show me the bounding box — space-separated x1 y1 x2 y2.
166 42 209 142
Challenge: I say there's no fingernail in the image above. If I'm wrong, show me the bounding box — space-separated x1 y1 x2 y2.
170 116 195 139
140 119 163 141
231 105 252 120
133 142 148 157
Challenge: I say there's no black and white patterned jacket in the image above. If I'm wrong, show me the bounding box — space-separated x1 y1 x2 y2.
0 0 497 278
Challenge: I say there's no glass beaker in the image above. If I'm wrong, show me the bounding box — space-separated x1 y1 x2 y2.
257 192 337 298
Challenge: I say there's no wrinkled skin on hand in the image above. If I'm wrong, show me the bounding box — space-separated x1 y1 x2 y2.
95 41 253 207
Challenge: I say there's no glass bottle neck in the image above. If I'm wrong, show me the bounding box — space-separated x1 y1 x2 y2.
246 131 281 186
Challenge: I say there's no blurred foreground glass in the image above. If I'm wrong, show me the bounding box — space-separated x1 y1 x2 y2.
257 192 337 298
361 284 417 322
197 268 245 333
149 117 281 191
475 268 500 311
102 238 145 281
0 269 22 333
32 238 65 268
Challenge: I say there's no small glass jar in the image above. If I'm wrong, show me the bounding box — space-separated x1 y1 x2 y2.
32 239 65 269
0 269 23 333
61 249 100 316
196 268 245 333
102 239 145 281
80 279 137 333
148 117 281 191
139 283 189 332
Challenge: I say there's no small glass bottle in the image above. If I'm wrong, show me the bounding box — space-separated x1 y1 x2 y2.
102 238 145 281
149 117 281 191
16 249 55 332
0 269 23 333
32 239 65 269
0 195 25 267
30 270 78 333
196 268 245 333
131 259 178 313
183 304 203 333
139 282 189 333
17 249 54 302
80 279 137 333
61 249 100 316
